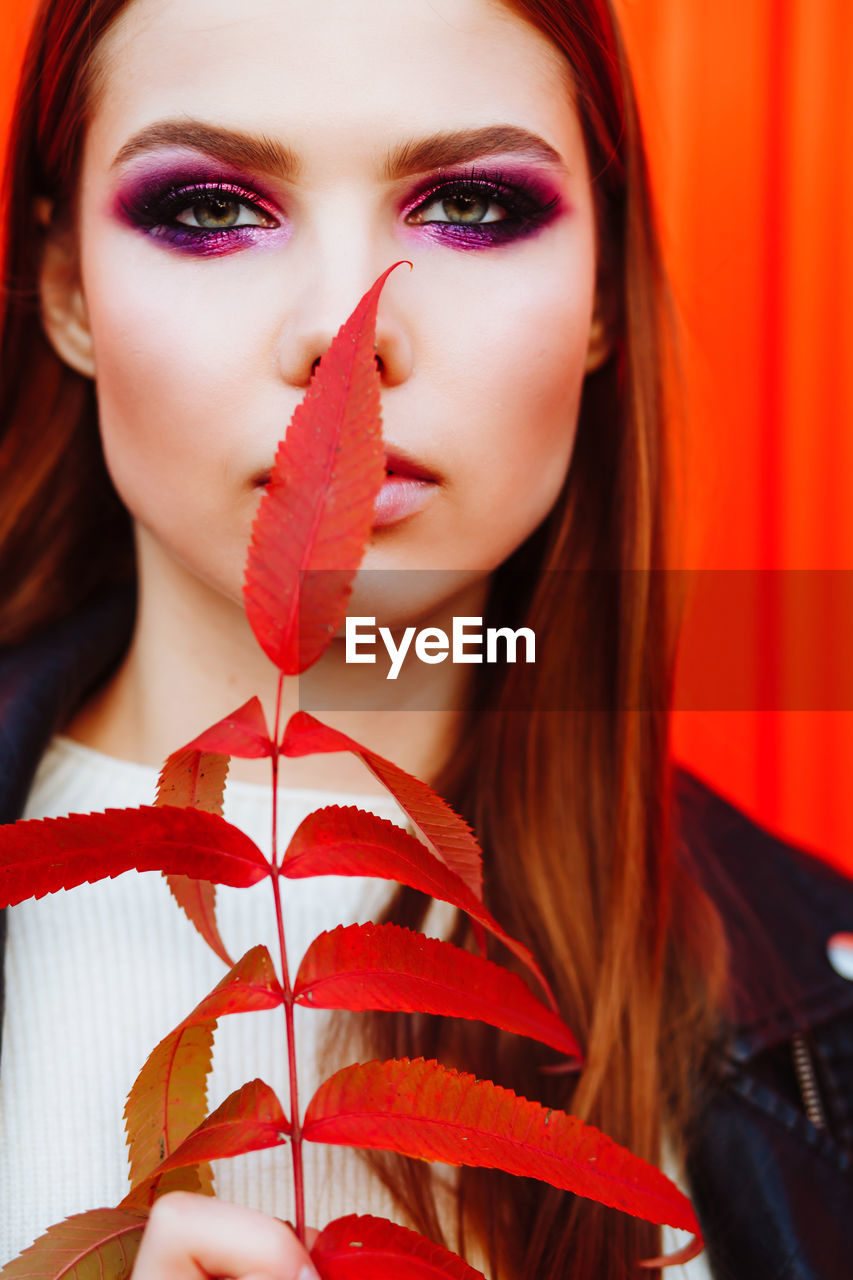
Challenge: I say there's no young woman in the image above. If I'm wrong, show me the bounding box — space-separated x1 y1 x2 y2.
1 1 852 1277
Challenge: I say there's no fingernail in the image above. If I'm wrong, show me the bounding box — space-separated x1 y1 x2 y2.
297 1266 321 1280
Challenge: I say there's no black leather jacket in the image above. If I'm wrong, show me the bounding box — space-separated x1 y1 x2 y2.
1 589 852 1278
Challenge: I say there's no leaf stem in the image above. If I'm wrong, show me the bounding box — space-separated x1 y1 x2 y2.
269 671 306 1242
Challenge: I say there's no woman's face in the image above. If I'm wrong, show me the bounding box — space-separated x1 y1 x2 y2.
46 0 603 626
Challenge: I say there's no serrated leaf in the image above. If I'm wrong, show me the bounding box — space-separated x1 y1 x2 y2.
124 946 283 1202
155 748 230 812
0 806 270 908
303 1059 701 1235
136 1163 210 1203
121 1079 290 1209
311 1214 486 1280
182 697 274 759
163 874 233 968
281 712 483 900
0 1208 146 1279
243 265 408 674
281 807 555 1009
125 1021 216 1207
295 924 580 1061
156 748 233 967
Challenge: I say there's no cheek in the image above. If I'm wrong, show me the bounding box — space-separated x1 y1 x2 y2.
428 240 595 554
79 230 267 537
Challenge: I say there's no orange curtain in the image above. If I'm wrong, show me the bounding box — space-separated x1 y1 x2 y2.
615 0 853 870
2 1 852 868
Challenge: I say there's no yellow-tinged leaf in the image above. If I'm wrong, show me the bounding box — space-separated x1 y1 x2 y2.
122 1080 289 1210
0 1208 145 1279
155 748 229 814
156 747 233 966
124 1021 216 1195
123 947 283 1198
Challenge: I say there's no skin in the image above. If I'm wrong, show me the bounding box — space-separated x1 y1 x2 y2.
37 0 607 1268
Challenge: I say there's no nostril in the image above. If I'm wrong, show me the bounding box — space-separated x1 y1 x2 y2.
310 352 382 377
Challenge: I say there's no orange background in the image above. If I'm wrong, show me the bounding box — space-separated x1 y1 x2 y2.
2 1 852 870
614 0 853 871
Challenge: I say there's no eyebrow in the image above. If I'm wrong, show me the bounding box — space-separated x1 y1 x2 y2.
110 120 567 180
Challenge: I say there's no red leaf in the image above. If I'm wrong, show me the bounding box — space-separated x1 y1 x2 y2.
294 924 581 1061
311 1215 486 1280
156 748 233 967
163 874 233 968
638 1233 705 1269
0 1207 146 1279
123 947 283 1203
121 1079 290 1209
182 697 274 759
281 713 483 900
243 264 409 674
281 807 555 1009
303 1059 701 1235
0 806 269 908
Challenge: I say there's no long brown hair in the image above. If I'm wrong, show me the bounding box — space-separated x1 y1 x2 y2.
0 1 729 1276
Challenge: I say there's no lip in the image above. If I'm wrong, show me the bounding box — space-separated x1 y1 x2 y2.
382 446 439 483
373 472 437 527
252 442 441 491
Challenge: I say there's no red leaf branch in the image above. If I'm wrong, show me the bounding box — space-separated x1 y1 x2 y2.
0 268 704 1280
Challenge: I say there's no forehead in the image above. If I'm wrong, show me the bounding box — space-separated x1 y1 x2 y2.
86 0 583 178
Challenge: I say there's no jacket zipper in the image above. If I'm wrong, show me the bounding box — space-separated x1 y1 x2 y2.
791 1032 828 1130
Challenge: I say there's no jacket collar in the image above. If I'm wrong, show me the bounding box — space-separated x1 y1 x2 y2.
674 767 853 1061
2 586 853 1062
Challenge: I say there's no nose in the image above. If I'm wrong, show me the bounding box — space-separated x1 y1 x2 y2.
275 242 414 389
310 349 385 378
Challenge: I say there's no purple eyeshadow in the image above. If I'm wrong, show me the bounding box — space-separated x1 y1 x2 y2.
113 159 285 257
400 164 565 250
111 154 566 258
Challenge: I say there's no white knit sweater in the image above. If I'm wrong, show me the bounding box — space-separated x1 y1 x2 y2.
0 736 709 1277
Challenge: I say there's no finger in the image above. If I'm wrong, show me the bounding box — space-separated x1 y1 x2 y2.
276 1222 319 1252
132 1192 319 1280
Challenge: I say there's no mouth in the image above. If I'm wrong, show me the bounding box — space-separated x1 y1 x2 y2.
252 444 440 527
375 446 440 528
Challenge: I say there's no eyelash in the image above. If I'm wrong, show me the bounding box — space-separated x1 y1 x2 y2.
404 167 560 243
122 166 560 251
121 179 278 250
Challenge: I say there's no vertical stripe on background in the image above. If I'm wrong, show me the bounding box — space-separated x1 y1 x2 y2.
618 0 853 870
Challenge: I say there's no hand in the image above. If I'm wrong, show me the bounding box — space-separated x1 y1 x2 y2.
131 1192 319 1280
